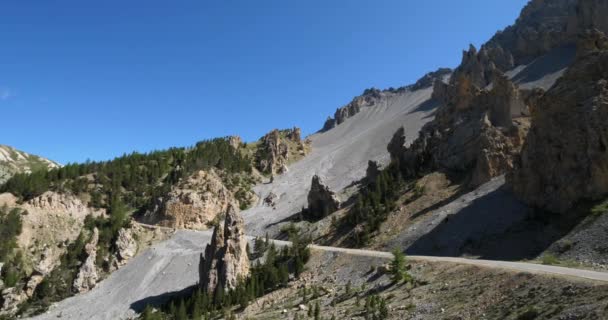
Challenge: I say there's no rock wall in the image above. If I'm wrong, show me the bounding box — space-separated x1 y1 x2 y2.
142 169 238 230
199 204 250 295
509 30 608 213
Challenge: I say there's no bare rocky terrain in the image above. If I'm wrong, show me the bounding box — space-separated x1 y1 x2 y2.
1 0 608 319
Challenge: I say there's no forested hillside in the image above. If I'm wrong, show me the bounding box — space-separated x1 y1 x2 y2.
0 137 253 213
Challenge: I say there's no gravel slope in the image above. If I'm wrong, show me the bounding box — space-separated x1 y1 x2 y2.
242 87 436 236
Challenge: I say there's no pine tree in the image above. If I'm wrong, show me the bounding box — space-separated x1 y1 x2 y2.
176 300 187 320
314 301 321 320
390 249 411 284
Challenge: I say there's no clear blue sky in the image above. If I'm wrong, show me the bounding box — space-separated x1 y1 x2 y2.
0 0 528 164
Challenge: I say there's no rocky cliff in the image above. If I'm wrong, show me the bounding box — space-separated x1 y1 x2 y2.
389 68 531 187
254 128 308 175
509 29 608 213
199 204 250 295
386 0 608 188
142 169 253 230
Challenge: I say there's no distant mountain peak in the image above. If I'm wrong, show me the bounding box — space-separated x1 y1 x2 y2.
0 145 60 184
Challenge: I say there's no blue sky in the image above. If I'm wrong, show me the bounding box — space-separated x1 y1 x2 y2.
0 0 528 164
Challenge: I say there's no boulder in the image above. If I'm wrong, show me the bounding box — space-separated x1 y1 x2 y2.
199 204 250 295
263 192 278 207
73 228 100 293
305 175 340 220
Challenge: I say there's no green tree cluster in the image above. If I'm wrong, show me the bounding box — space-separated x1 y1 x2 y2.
346 163 403 246
1 138 253 213
0 206 24 287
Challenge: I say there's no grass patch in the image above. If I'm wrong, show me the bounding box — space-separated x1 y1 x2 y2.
540 253 559 266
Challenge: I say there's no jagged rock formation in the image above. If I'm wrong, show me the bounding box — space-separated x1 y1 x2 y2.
199 204 250 295
0 145 60 184
322 88 383 131
387 0 608 188
481 0 608 72
114 228 138 266
305 175 340 220
73 228 100 293
391 68 531 187
382 1 608 187
255 128 307 175
509 29 608 213
142 169 250 229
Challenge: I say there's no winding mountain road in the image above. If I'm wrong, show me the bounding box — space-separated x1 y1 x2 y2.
143 223 608 283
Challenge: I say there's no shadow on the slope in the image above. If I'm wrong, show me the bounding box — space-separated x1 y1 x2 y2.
511 45 576 84
130 285 198 313
408 98 440 115
404 185 591 261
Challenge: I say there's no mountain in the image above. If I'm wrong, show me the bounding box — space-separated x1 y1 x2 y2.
2 0 608 319
0 145 60 185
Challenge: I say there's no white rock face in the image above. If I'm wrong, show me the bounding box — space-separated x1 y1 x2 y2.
73 228 100 293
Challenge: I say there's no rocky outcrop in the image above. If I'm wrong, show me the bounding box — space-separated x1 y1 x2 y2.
73 228 100 293
305 175 340 220
12 192 103 275
392 68 531 187
0 192 105 315
142 169 241 230
228 136 242 150
454 44 501 88
263 192 278 207
255 128 307 175
481 0 608 72
115 228 138 265
509 29 608 213
322 88 383 131
199 204 250 295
